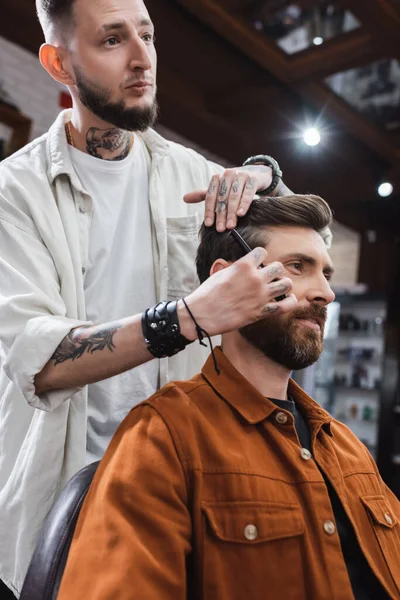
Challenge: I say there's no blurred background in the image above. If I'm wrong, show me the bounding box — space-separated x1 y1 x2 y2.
1 0 399 496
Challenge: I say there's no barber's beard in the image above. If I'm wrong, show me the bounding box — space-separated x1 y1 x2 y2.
73 66 159 132
239 306 327 370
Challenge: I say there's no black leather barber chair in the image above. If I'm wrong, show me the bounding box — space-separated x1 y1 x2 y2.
20 461 100 600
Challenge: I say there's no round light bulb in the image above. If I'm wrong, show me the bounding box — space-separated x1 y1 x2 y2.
313 36 324 46
378 182 393 197
303 128 321 146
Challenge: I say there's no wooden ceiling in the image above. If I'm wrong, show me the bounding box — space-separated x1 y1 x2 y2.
1 0 400 237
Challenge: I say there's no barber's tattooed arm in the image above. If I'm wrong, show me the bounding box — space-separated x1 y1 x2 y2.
50 325 121 365
86 127 132 161
34 316 153 396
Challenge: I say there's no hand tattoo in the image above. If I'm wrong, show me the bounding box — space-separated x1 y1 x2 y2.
216 200 228 213
253 248 263 262
245 178 256 192
232 179 239 194
51 325 121 365
266 264 282 278
262 303 279 314
86 127 132 161
219 179 228 197
208 179 218 195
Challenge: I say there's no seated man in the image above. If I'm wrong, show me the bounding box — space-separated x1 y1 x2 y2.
58 194 400 600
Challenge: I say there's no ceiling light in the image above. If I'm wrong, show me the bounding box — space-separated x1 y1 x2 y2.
303 128 321 146
377 182 393 197
313 36 324 46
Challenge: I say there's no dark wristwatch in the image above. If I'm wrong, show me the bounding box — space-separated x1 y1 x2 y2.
242 154 283 196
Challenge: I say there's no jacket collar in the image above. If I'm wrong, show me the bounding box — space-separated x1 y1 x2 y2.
46 109 170 189
201 347 333 435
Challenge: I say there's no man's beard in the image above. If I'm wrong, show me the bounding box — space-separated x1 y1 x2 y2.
74 67 159 132
240 305 327 370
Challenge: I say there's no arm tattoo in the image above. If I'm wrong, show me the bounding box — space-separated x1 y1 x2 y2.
219 179 228 197
86 127 132 161
51 325 121 366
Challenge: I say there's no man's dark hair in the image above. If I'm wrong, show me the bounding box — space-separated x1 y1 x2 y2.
36 0 76 43
196 194 333 284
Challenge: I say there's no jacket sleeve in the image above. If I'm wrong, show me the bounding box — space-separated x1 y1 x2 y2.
0 216 91 411
58 403 191 600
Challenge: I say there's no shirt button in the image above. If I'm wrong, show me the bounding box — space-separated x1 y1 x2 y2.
244 524 258 541
275 411 288 425
79 205 86 214
81 267 86 275
323 520 336 535
300 448 312 461
385 513 393 526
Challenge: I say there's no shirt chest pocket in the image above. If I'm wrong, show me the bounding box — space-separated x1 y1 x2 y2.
166 215 200 300
361 495 400 593
201 501 306 600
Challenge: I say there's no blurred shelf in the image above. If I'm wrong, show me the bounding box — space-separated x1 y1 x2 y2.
338 331 383 339
334 386 380 393
335 358 382 366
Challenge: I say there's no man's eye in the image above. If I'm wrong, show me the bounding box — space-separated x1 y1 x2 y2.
104 37 119 46
142 33 155 43
289 262 303 272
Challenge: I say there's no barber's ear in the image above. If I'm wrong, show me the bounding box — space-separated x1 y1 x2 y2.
39 44 75 86
210 259 232 277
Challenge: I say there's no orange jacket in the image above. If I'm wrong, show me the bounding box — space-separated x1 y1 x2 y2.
59 348 400 600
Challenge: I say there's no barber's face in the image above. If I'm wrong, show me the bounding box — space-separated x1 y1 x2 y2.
69 0 158 130
240 227 336 370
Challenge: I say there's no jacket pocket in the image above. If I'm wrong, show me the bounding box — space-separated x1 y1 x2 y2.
202 500 304 543
201 501 305 600
166 215 200 299
361 495 400 592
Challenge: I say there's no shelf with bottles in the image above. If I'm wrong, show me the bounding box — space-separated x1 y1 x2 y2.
334 399 379 457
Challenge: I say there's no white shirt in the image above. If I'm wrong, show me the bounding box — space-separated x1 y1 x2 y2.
0 109 224 595
69 137 159 462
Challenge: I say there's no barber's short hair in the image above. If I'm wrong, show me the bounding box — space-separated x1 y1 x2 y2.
36 0 76 43
196 194 333 284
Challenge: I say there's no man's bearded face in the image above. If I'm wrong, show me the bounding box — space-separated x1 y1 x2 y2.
240 304 327 370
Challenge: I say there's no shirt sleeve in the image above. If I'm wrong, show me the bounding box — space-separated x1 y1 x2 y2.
58 403 191 600
0 218 91 411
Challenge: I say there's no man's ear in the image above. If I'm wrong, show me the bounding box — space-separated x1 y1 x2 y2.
39 43 75 86
210 259 232 277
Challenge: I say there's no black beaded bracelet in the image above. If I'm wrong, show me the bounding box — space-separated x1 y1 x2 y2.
142 301 192 359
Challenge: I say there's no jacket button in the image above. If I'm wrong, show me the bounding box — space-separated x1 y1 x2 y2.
385 513 393 525
79 205 86 214
323 520 336 535
244 524 258 541
275 411 288 425
300 448 312 460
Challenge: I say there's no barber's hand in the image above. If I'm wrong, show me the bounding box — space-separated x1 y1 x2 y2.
183 166 273 232
177 247 298 340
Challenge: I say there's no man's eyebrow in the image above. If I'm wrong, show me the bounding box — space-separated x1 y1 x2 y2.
280 253 335 275
101 18 154 33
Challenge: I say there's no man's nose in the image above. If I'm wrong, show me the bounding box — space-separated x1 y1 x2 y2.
128 36 152 71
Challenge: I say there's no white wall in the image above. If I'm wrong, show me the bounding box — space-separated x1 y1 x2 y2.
0 35 66 141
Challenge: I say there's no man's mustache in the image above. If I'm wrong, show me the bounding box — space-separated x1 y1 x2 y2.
290 306 327 329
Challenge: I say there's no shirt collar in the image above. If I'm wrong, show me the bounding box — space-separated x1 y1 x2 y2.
46 109 170 189
201 347 333 436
